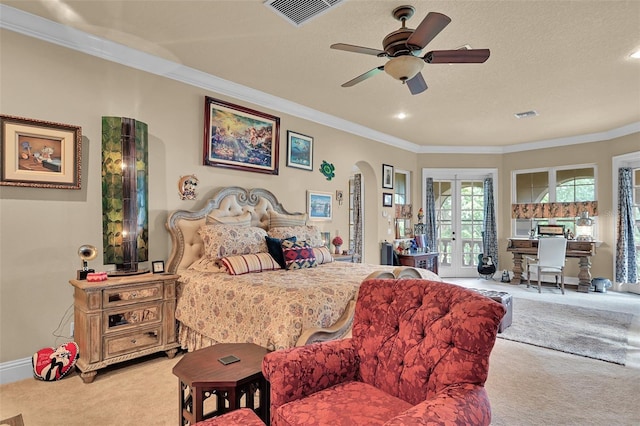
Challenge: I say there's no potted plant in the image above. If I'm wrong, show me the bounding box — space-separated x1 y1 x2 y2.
332 235 343 254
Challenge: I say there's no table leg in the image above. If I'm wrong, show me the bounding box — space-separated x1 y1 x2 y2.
511 252 523 284
193 385 204 423
577 256 592 293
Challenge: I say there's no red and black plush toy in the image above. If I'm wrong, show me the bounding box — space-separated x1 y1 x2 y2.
32 342 79 381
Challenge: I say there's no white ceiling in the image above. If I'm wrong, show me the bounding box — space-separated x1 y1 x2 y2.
2 0 639 153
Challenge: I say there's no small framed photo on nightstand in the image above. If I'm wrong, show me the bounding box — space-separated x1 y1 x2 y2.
152 260 165 274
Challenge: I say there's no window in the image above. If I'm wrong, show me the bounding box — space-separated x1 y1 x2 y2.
512 166 597 237
394 170 410 205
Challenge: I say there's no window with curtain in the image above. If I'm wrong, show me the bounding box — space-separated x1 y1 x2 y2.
513 166 596 237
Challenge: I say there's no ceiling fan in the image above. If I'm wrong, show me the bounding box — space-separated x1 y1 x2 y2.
330 5 490 95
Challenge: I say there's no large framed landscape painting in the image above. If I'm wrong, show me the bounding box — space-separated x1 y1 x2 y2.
203 96 280 175
0 115 82 189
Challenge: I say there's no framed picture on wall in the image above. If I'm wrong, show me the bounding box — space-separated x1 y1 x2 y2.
203 96 280 175
0 115 82 189
286 130 313 171
382 164 394 189
307 191 332 221
382 192 393 207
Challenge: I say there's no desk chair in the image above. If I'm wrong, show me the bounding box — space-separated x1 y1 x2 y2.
527 237 567 294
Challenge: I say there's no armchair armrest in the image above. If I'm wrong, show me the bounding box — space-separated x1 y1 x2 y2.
384 384 491 426
262 338 358 408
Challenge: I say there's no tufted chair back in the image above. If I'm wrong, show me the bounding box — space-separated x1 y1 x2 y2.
352 278 506 406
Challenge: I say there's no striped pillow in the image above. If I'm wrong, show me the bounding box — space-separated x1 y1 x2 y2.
268 210 307 228
220 253 281 275
312 246 334 264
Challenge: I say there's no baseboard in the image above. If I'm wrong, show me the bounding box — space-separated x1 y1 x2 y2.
0 357 33 385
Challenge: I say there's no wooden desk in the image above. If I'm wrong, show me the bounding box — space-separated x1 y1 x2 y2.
397 252 439 275
507 238 596 293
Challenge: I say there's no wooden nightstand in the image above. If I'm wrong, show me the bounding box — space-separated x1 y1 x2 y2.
69 272 180 383
397 252 439 275
333 253 360 263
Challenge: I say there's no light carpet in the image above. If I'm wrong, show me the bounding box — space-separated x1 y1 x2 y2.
498 297 634 365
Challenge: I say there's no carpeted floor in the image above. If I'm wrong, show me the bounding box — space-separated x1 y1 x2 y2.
498 298 634 365
1 279 639 425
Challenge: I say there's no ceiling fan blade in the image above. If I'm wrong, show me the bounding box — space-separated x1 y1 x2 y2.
405 12 451 50
424 49 490 64
331 43 387 57
406 72 428 95
341 66 385 87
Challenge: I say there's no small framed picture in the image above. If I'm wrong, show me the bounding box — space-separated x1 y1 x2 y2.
383 192 393 207
307 190 332 221
152 260 165 274
286 130 313 171
382 164 394 189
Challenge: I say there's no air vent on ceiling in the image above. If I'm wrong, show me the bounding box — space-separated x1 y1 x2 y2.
514 110 539 119
264 0 346 27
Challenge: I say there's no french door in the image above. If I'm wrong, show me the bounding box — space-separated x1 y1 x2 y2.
424 169 497 278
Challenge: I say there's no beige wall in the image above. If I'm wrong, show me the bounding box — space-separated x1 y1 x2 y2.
1 29 638 364
0 31 416 362
417 136 640 279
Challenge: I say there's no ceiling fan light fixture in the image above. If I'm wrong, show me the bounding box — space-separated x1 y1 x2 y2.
384 55 424 81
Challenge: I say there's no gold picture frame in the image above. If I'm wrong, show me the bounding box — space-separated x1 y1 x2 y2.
1 115 82 189
203 96 280 175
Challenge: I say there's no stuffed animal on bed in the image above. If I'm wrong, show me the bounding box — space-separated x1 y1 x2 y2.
32 342 79 381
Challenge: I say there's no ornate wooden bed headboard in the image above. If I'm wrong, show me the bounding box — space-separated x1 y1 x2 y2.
165 187 303 273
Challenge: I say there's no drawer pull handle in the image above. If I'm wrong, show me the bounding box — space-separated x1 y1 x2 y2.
131 339 137 344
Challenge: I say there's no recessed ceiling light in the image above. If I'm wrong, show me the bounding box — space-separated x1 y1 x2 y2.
514 110 538 119
396 112 407 120
630 48 640 59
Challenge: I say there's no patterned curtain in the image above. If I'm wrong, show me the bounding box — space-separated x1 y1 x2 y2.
483 177 498 269
353 173 363 262
615 167 637 283
424 178 437 252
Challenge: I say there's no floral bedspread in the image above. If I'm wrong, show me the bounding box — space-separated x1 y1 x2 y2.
175 262 440 351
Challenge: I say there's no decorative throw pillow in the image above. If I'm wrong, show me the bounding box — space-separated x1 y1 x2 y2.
265 236 296 269
32 342 79 381
268 225 324 248
199 225 268 259
268 210 307 228
281 239 317 270
221 253 281 275
312 246 334 264
206 211 252 227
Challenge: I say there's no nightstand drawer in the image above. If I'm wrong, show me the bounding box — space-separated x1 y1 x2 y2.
104 302 162 333
103 326 162 359
103 282 163 308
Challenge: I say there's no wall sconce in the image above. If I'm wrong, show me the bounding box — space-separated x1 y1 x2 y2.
336 190 343 205
575 211 594 241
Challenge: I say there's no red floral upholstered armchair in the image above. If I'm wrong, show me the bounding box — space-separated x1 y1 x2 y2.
262 278 506 426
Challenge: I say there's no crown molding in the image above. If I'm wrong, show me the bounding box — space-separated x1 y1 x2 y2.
1 4 637 155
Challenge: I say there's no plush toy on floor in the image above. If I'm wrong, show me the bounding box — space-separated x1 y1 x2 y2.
32 342 79 381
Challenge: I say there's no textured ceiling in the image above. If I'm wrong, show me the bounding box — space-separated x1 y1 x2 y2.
2 0 640 150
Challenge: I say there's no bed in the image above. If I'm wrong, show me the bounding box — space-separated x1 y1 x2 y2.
166 186 441 351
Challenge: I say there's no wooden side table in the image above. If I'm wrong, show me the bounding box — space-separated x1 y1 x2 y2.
397 252 439 275
333 253 360 263
69 272 180 383
172 343 270 425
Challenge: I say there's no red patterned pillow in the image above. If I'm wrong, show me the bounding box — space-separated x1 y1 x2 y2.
32 342 79 381
281 239 317 270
